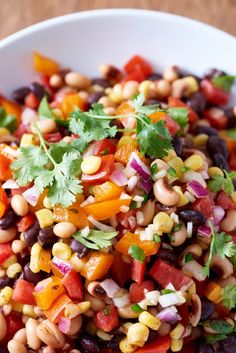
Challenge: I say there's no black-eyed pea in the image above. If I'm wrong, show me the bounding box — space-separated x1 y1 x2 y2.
155 79 171 98
36 319 65 349
118 306 140 319
11 240 26 254
65 72 91 89
67 315 82 336
0 227 17 243
49 74 63 88
171 79 188 98
138 200 155 226
163 66 179 82
31 119 57 135
13 328 27 345
220 209 236 232
123 81 139 100
84 293 106 311
53 222 77 239
41 347 56 353
26 318 41 350
153 179 179 206
8 339 28 353
171 223 187 247
11 194 29 216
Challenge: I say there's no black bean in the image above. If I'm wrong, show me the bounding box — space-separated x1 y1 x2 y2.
0 208 18 230
23 262 46 284
144 98 161 106
200 299 215 321
92 78 110 88
147 72 162 81
213 153 229 171
88 92 104 107
78 334 100 353
71 239 90 258
198 341 214 353
172 136 183 157
0 347 9 353
195 126 218 136
24 220 40 247
207 136 228 159
179 210 206 225
107 333 124 349
11 86 31 104
0 276 12 289
204 68 226 79
186 92 206 115
29 82 50 100
157 248 178 264
38 226 57 246
225 108 236 129
220 333 236 353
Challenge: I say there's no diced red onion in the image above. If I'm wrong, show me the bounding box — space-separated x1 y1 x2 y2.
157 306 181 324
140 178 153 193
182 326 192 338
58 317 71 334
127 175 139 191
87 216 115 232
182 260 207 281
187 180 209 198
113 292 130 308
52 257 72 276
129 152 150 181
2 179 19 189
213 206 225 225
200 169 209 179
110 169 128 186
100 279 120 298
197 225 211 238
22 186 40 206
183 171 206 188
159 292 186 308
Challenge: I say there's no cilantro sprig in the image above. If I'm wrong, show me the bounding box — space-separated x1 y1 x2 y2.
73 229 118 250
0 106 17 132
212 75 236 92
208 170 236 195
222 285 236 310
128 245 146 263
203 224 236 276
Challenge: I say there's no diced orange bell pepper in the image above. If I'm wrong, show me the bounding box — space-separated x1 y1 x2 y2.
61 94 86 116
34 277 65 310
44 294 72 323
0 188 9 218
115 144 137 164
149 111 166 123
115 232 160 256
220 132 236 155
116 101 135 129
0 154 12 181
81 252 114 281
204 282 222 303
33 51 59 76
83 198 131 221
38 248 51 273
53 206 88 228
0 97 21 123
93 181 123 202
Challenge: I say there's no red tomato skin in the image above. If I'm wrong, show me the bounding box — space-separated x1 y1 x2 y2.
163 115 180 136
216 191 236 210
82 154 115 185
117 209 137 232
203 108 228 129
25 92 40 109
135 335 171 353
124 55 153 77
168 97 198 123
94 139 117 156
177 302 190 326
122 67 146 83
200 79 229 105
191 195 214 219
43 132 62 143
131 260 146 285
130 280 154 303
61 270 83 300
94 305 119 332
3 312 24 343
12 279 35 305
17 213 36 232
0 244 14 265
111 253 131 287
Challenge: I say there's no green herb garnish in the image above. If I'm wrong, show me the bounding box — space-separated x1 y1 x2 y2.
131 304 143 313
167 167 177 178
153 234 161 243
209 320 234 335
0 107 17 132
38 96 55 119
184 253 194 263
130 201 137 209
161 289 175 295
181 166 190 174
212 75 236 92
73 229 118 250
205 334 228 344
128 245 146 263
104 306 111 316
208 170 236 195
222 285 236 310
151 163 158 176
167 107 188 128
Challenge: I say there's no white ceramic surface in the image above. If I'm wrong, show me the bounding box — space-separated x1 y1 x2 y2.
0 9 236 97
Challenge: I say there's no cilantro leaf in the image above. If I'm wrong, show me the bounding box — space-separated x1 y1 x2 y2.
184 253 194 263
0 107 17 132
208 171 235 195
131 304 143 313
38 96 54 119
168 167 177 178
226 129 236 140
153 234 161 243
128 245 146 263
209 320 234 335
212 75 236 92
205 334 228 344
167 107 188 128
73 229 118 250
151 163 158 176
222 285 236 310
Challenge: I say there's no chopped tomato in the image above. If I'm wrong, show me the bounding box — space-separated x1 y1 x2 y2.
111 253 131 287
216 191 235 210
192 195 214 218
94 139 117 156
82 154 115 186
93 181 123 202
229 151 236 170
17 213 36 232
25 93 40 109
12 279 36 305
200 79 229 105
3 312 24 342
168 97 198 123
117 209 137 231
122 66 146 83
124 55 153 77
130 280 154 303
135 335 171 353
149 259 192 290
115 232 160 256
131 259 146 285
43 132 62 143
0 244 14 265
83 198 130 220
0 188 9 217
204 108 228 129
61 270 83 300
0 154 12 181
94 305 119 332
163 115 180 136
178 302 190 326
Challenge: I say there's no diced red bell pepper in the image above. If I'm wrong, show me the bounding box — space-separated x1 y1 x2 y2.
82 154 115 185
12 279 36 305
200 79 229 106
124 55 153 77
117 209 137 232
131 259 146 285
163 115 180 136
43 132 62 143
3 312 24 342
122 66 146 83
192 195 214 219
17 213 36 232
0 154 12 181
195 279 209 296
135 335 171 353
130 280 154 303
178 302 190 326
216 191 236 210
111 253 131 287
0 244 14 265
203 108 228 130
168 97 198 123
229 152 236 170
94 305 119 332
94 139 117 156
149 259 192 291
25 92 40 109
61 270 83 300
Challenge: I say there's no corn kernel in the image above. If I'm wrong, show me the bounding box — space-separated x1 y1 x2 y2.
65 303 81 319
109 84 123 104
193 133 208 147
0 286 13 305
11 301 24 313
2 255 17 269
172 186 189 207
231 191 236 204
163 150 177 162
138 80 152 97
77 301 91 314
139 311 161 330
81 156 102 174
127 322 149 346
182 76 199 96
30 243 42 273
184 154 203 171
43 196 52 209
153 212 174 233
168 157 184 178
170 323 185 339
23 304 37 318
208 166 224 177
36 208 54 228
69 253 87 272
118 136 138 149
6 263 22 278
122 322 133 333
52 242 72 260
0 127 10 135
171 338 183 352
119 338 137 353
20 133 35 147
52 108 64 119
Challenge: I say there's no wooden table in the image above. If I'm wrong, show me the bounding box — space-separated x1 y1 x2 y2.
1 0 236 40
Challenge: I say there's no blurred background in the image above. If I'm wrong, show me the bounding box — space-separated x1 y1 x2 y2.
1 0 236 39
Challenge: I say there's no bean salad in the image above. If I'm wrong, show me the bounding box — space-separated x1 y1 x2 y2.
0 52 236 353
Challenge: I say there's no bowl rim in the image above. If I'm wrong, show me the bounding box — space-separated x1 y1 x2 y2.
0 8 235 50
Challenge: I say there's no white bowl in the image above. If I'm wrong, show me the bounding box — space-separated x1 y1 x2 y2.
0 9 236 97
